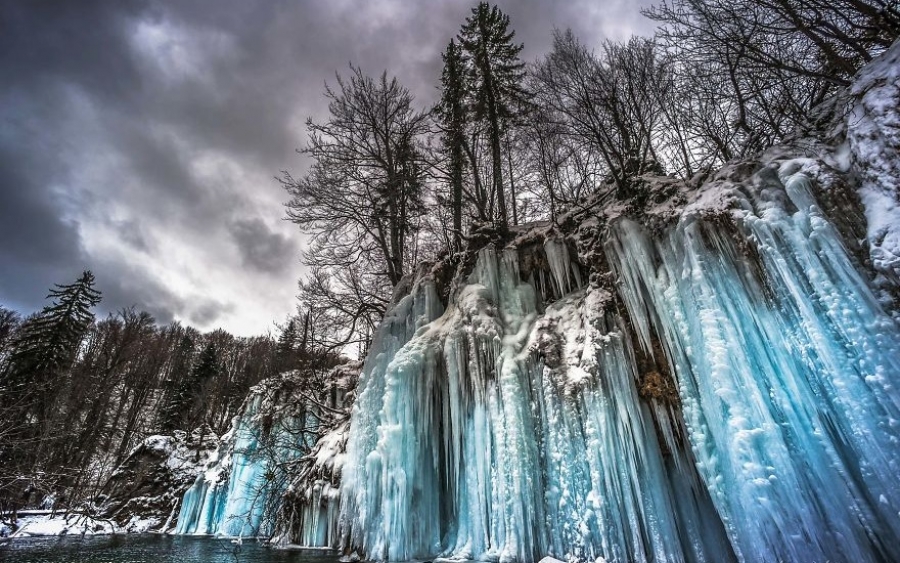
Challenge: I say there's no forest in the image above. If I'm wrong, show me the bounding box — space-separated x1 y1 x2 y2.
0 275 321 511
1 0 898 529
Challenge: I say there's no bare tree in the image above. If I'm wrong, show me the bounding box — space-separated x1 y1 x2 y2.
283 66 430 350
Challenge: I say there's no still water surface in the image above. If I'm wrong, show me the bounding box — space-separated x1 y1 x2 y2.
0 534 342 562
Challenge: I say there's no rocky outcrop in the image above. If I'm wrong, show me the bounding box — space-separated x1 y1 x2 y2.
102 426 219 532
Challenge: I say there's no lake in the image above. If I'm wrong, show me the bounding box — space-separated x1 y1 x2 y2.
0 534 343 562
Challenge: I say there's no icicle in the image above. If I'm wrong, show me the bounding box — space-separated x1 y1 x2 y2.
339 244 731 562
543 237 581 298
607 167 900 563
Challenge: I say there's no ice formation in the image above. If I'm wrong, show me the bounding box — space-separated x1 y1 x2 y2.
340 240 737 563
174 368 355 539
272 419 349 548
173 41 900 562
335 159 900 561
174 391 290 537
334 46 900 562
607 166 900 562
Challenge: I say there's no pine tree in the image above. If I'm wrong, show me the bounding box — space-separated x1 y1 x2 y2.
157 333 196 432
275 318 299 373
0 271 101 471
186 342 220 430
458 2 527 229
159 341 220 432
437 39 468 252
1 272 101 411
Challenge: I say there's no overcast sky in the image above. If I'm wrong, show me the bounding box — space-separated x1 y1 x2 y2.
0 0 655 336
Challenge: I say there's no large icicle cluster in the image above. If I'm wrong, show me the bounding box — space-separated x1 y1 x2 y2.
175 368 356 539
340 239 735 563
336 45 900 563
607 161 900 562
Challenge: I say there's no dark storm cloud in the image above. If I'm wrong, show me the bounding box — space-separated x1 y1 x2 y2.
0 0 655 334
230 218 297 275
93 258 233 328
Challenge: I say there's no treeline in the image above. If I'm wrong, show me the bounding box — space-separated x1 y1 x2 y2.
283 0 899 352
0 272 317 507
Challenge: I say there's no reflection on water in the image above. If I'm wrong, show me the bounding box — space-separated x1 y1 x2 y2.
0 534 342 563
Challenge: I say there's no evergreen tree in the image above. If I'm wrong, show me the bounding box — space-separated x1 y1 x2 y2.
0 271 101 471
275 318 299 373
437 39 468 252
157 333 197 432
0 307 21 371
458 2 527 229
160 341 220 432
1 272 101 413
186 342 220 430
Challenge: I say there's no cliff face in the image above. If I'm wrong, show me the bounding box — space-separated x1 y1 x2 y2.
335 43 900 563
169 42 900 563
102 427 219 533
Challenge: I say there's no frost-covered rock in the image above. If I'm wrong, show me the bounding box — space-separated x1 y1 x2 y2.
101 425 219 533
847 42 900 286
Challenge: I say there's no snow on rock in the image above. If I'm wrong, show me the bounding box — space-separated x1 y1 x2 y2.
6 513 118 537
847 40 900 285
101 425 219 533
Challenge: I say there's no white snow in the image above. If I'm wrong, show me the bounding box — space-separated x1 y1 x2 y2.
846 41 900 282
6 514 118 537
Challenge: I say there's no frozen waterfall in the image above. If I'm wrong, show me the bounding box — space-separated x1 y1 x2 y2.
173 45 900 561
174 373 328 538
607 163 900 562
338 168 900 562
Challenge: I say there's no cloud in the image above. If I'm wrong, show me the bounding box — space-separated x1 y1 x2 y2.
230 218 298 275
0 0 656 335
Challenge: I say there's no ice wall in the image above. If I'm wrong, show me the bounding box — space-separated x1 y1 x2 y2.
339 159 900 562
340 241 735 562
607 163 900 562
175 393 288 537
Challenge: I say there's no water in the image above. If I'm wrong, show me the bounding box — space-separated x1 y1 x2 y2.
0 535 341 563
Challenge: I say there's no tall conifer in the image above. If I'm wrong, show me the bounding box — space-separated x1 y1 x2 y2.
437 39 468 251
458 2 527 229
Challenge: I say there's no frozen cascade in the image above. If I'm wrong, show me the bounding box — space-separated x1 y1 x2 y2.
339 163 900 561
607 163 900 562
175 388 315 537
272 417 352 548
340 245 734 562
174 44 900 558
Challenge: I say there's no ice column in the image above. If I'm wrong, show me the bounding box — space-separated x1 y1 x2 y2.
608 167 900 563
339 247 732 562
